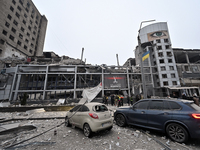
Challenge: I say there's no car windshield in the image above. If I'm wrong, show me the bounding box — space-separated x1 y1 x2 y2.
93 105 108 112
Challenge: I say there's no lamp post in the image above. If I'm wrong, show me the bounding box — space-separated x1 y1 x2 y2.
138 20 155 99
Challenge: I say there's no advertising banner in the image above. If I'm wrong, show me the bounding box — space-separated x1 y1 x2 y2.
104 75 127 89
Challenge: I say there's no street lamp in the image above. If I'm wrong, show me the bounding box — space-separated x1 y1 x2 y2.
138 20 155 99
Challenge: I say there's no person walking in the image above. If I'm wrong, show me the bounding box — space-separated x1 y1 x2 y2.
103 95 108 105
127 95 130 106
130 95 133 105
111 94 115 106
118 95 121 107
115 95 118 106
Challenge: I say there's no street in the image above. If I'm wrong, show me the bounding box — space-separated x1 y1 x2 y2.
1 107 200 150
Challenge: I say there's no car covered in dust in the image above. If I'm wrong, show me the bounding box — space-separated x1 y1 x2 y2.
114 99 200 143
65 102 113 137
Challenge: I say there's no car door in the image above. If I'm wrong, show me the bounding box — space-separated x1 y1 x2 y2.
72 105 89 128
128 100 149 127
69 105 82 126
146 100 172 130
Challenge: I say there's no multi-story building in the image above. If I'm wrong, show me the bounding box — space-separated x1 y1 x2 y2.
135 22 199 98
0 0 47 59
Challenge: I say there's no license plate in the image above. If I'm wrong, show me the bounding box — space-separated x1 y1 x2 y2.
102 122 110 127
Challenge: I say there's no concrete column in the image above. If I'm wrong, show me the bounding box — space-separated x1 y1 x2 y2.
73 66 77 99
42 65 49 100
13 74 21 101
9 66 18 101
185 53 190 64
101 68 104 97
126 68 131 97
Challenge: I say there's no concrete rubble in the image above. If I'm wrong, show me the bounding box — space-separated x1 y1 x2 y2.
0 105 199 150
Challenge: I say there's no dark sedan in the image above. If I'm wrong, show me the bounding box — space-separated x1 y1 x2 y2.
114 99 200 143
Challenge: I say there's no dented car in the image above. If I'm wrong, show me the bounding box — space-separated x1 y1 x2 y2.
65 102 113 137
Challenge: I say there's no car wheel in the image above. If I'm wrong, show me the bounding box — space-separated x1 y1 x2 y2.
166 123 188 143
65 116 71 127
83 123 92 138
116 114 126 127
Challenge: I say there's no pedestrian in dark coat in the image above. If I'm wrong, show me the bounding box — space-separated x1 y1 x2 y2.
111 94 115 106
127 95 130 106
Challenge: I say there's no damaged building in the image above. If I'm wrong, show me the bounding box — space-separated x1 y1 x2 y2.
0 0 47 58
0 22 200 103
135 22 200 98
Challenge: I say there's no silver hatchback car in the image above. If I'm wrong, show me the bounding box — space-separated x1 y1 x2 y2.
65 102 113 137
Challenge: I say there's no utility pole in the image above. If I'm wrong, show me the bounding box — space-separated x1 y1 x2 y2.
81 47 84 64
116 54 119 66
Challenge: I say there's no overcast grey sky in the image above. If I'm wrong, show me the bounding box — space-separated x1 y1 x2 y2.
32 0 200 66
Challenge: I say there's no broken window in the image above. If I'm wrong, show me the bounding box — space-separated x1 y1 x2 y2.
172 81 177 85
24 14 27 18
19 0 24 5
169 66 174 70
171 73 176 78
9 35 14 41
0 39 5 45
158 52 163 57
165 45 170 49
2 30 7 36
17 6 22 12
162 74 167 78
27 32 30 37
19 33 23 39
191 66 199 72
159 59 164 64
5 22 10 28
21 27 25 32
25 39 29 43
23 19 26 25
17 40 21 46
15 12 20 18
27 1 30 8
184 66 189 71
12 0 16 5
24 45 27 50
157 46 162 50
28 26 31 31
26 7 29 13
164 39 169 43
161 66 166 71
7 14 12 20
29 49 33 54
167 52 172 57
163 81 168 86
156 39 161 43
11 27 16 33
10 6 14 12
13 20 18 26
168 59 172 63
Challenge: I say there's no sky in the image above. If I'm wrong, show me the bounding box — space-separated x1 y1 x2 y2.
32 0 200 66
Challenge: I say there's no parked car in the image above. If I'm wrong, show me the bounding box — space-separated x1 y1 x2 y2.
65 102 113 137
114 99 200 143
